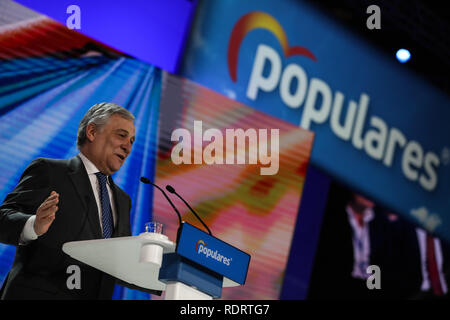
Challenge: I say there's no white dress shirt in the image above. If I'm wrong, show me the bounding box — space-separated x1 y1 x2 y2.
19 153 117 244
346 205 374 279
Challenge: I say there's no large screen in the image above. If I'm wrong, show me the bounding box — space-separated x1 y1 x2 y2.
152 73 314 299
0 4 161 300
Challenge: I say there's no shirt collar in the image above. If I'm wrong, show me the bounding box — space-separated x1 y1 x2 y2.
346 205 375 224
78 152 102 176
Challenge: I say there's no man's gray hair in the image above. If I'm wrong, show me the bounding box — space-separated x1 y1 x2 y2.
77 102 135 149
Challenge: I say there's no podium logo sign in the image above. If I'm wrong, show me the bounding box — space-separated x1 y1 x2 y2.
177 223 250 285
196 240 232 266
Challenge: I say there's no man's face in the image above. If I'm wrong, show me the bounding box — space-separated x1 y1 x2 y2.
351 193 375 213
87 114 135 175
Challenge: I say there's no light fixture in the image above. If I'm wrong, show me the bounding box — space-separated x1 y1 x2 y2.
396 49 411 63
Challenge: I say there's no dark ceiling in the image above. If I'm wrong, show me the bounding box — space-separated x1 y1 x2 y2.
305 0 450 95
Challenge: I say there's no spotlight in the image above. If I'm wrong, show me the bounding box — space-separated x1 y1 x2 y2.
396 49 411 63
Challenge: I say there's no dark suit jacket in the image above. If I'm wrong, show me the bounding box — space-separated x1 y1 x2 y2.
0 156 132 300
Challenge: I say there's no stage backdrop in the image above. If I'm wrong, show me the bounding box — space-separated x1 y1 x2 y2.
180 0 450 243
0 3 162 300
152 73 314 299
14 0 197 73
0 2 315 300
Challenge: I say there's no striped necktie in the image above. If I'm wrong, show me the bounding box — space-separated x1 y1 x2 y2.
95 172 114 238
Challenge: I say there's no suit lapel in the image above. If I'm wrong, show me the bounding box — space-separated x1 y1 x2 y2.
68 155 103 239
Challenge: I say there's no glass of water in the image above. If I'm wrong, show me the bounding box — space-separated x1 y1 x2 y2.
144 221 164 234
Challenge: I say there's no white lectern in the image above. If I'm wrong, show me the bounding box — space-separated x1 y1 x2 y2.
62 223 248 300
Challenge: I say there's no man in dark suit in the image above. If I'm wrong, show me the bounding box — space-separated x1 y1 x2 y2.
0 102 135 299
307 186 391 299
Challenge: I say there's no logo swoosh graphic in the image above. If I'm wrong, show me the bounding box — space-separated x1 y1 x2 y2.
228 11 317 82
196 240 206 251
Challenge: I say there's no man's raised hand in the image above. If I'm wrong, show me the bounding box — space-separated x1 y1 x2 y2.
34 191 59 236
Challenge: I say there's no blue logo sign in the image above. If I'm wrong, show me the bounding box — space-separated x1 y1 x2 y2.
176 223 250 285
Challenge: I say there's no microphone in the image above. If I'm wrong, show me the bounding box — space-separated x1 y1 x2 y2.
165 185 212 236
140 177 183 227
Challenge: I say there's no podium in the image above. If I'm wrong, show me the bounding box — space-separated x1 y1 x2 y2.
62 222 250 300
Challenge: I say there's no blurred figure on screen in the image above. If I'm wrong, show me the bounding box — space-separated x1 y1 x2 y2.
0 102 136 300
411 228 450 299
346 194 377 281
385 213 450 300
308 186 391 299
343 192 390 297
